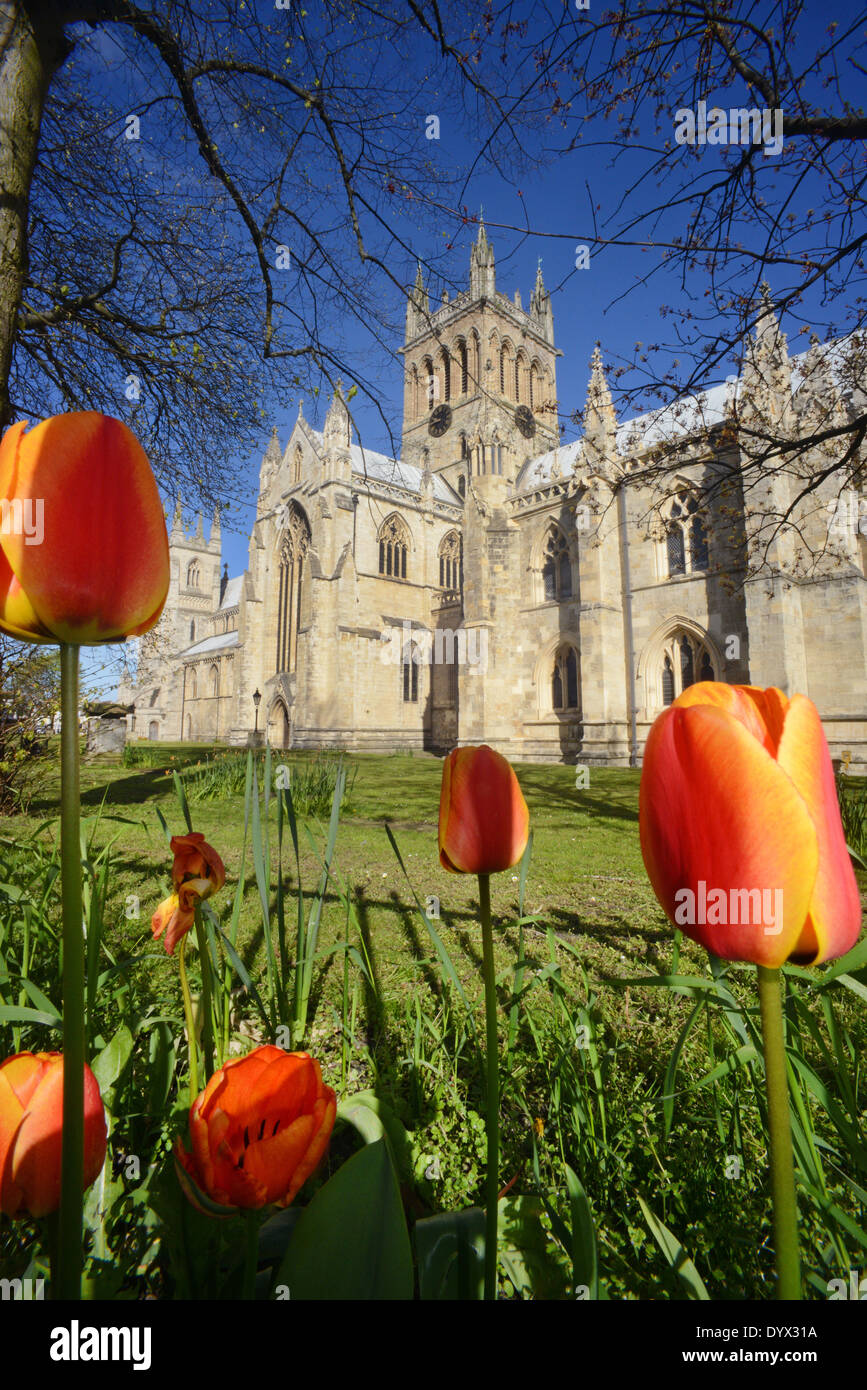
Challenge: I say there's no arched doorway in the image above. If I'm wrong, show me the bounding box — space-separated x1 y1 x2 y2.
268 699 290 750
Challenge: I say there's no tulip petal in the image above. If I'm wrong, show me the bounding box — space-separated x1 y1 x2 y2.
7 1059 65 1217
640 703 819 966
673 681 778 755
0 1067 27 1217
0 413 169 644
280 1093 337 1206
242 1112 315 1204
775 696 862 963
439 745 530 874
0 544 55 643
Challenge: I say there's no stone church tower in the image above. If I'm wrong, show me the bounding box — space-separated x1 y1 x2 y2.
121 229 867 770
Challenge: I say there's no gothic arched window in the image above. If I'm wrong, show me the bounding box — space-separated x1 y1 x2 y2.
188 669 197 699
458 475 466 498
402 642 420 703
209 665 219 697
189 619 196 642
438 531 462 591
378 514 410 580
665 492 709 577
187 561 200 588
541 525 573 601
551 645 579 712
656 628 717 708
441 348 451 402
276 503 311 674
459 342 468 395
293 446 302 484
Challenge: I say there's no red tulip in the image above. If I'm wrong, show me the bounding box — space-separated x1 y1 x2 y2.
0 1052 107 1218
152 832 226 955
639 682 862 967
0 413 169 645
174 1046 336 1210
439 744 530 874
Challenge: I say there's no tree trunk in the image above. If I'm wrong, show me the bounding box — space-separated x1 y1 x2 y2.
0 3 70 432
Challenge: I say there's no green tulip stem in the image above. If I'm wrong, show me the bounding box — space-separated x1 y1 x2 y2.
57 642 84 1301
193 904 215 1079
478 871 499 1301
756 965 801 1300
178 935 199 1108
242 1209 260 1300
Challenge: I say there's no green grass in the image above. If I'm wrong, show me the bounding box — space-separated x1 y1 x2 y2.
2 748 866 1300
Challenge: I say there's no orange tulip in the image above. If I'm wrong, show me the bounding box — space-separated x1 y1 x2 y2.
0 412 169 645
439 744 530 874
174 1046 337 1210
639 682 862 967
0 1052 107 1218
152 832 226 955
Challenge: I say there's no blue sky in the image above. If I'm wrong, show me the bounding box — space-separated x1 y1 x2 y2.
50 3 864 694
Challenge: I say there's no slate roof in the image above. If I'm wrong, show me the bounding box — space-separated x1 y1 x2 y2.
183 631 240 658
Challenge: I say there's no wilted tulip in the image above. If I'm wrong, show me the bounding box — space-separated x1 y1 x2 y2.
152 832 226 955
0 1052 107 1218
174 1046 336 1210
639 682 862 967
0 412 169 645
439 744 530 874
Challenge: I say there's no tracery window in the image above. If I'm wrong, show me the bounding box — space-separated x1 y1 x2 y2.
659 630 717 707
187 561 200 588
438 531 462 591
551 645 579 712
402 642 420 703
275 503 311 673
378 515 409 580
541 525 573 601
665 492 709 577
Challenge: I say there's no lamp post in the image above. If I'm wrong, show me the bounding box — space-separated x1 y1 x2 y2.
253 688 261 735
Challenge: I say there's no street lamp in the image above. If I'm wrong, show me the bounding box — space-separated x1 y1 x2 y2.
253 688 261 734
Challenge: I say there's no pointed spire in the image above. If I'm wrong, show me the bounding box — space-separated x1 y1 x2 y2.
530 257 554 344
405 260 430 340
583 343 617 471
323 380 352 450
210 505 222 551
170 496 184 538
742 283 791 415
194 511 203 540
469 212 495 299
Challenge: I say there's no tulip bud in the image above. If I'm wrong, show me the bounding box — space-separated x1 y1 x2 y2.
0 413 169 645
438 744 530 874
639 682 862 967
0 1052 107 1218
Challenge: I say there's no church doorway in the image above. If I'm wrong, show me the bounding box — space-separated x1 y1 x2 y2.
268 700 290 749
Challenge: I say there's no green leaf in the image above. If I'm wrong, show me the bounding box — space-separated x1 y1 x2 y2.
0 1006 61 1028
637 1195 709 1300
273 1137 413 1299
565 1163 597 1299
415 1208 485 1300
91 1024 134 1093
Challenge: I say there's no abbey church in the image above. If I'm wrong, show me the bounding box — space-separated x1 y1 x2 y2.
121 221 867 767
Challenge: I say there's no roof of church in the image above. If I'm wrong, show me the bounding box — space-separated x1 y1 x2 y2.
518 335 857 491
183 631 240 657
218 576 243 610
308 430 461 503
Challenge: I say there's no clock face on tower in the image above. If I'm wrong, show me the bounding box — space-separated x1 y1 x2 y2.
515 404 536 439
428 403 452 437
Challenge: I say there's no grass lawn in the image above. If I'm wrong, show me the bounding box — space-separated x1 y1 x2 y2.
2 745 865 1300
